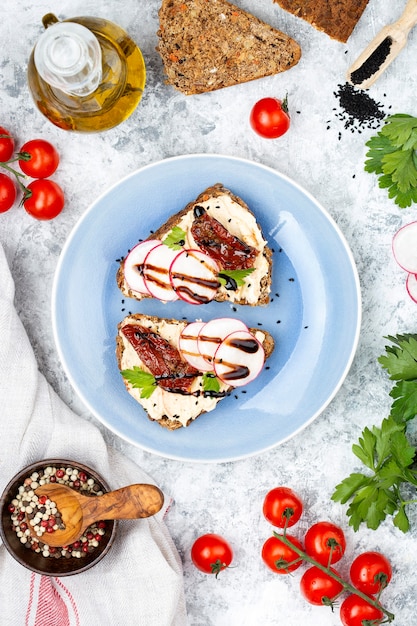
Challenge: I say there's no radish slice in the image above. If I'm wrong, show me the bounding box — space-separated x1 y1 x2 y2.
170 249 220 305
123 240 161 294
213 329 265 387
178 321 213 371
142 243 179 302
406 273 417 303
197 317 248 365
392 221 417 274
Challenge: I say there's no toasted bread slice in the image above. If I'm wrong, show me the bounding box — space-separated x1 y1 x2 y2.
156 0 301 95
273 0 369 43
116 313 275 429
117 183 272 306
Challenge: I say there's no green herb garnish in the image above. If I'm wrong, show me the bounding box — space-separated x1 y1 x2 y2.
163 226 187 250
202 372 221 393
121 367 157 399
332 334 417 532
365 114 417 208
218 267 255 288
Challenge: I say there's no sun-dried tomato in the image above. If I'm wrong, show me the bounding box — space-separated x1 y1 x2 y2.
191 208 257 270
121 324 199 392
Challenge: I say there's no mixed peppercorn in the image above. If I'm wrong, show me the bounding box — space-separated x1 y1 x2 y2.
7 464 108 559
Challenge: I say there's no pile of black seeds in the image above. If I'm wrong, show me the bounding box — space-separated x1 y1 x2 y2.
331 83 388 134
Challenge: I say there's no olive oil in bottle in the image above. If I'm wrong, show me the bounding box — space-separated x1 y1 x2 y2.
27 14 146 132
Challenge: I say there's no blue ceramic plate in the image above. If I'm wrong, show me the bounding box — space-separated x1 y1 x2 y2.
52 155 361 462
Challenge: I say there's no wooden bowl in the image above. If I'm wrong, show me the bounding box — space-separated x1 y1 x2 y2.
0 459 117 576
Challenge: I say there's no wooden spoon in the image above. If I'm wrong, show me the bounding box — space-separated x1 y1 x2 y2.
347 0 417 89
27 483 164 547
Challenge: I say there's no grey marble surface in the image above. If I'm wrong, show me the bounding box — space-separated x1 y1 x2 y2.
1 0 417 624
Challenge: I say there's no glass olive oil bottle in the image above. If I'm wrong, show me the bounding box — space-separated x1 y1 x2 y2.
27 14 146 132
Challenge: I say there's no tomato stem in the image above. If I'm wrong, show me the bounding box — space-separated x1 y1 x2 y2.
272 532 395 623
0 158 30 198
282 93 289 114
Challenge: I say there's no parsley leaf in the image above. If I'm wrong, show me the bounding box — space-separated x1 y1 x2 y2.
365 114 417 207
218 267 255 288
121 367 157 399
389 380 417 423
332 334 417 533
202 372 221 393
163 226 187 250
378 334 417 380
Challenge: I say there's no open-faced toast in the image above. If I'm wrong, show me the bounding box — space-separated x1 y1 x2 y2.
117 183 272 307
116 313 275 429
156 0 301 95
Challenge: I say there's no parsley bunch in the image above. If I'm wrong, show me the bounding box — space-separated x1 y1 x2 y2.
365 114 417 208
332 334 417 532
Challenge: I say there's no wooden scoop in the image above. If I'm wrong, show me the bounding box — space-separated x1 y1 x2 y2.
347 0 417 89
27 483 164 547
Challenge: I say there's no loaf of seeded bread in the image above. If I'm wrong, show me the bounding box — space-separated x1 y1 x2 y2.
156 0 301 95
117 183 273 306
116 313 275 430
273 0 369 43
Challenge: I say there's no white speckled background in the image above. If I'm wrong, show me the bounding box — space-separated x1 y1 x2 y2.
1 0 417 624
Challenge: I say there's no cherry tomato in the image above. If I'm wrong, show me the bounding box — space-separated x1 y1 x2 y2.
261 534 303 574
300 566 344 606
304 521 346 566
191 534 233 577
0 126 15 162
340 594 384 626
350 551 392 595
263 486 303 528
23 179 65 220
0 173 16 213
250 96 290 139
19 139 59 179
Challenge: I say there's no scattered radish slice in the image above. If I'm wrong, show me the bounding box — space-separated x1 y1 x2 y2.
406 273 417 303
170 249 220 305
142 243 179 302
178 321 213 371
123 239 161 295
392 221 417 274
197 317 249 365
213 329 265 387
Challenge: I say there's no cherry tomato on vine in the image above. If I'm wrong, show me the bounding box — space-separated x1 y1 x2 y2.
191 534 233 577
263 486 303 528
0 126 15 162
249 96 290 139
0 173 16 213
261 534 303 574
340 594 384 626
304 521 346 566
300 566 344 606
19 139 59 179
23 179 65 220
350 551 392 595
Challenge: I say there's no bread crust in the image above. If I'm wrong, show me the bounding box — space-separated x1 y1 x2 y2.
156 0 301 95
273 0 369 43
116 313 275 430
117 183 272 306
